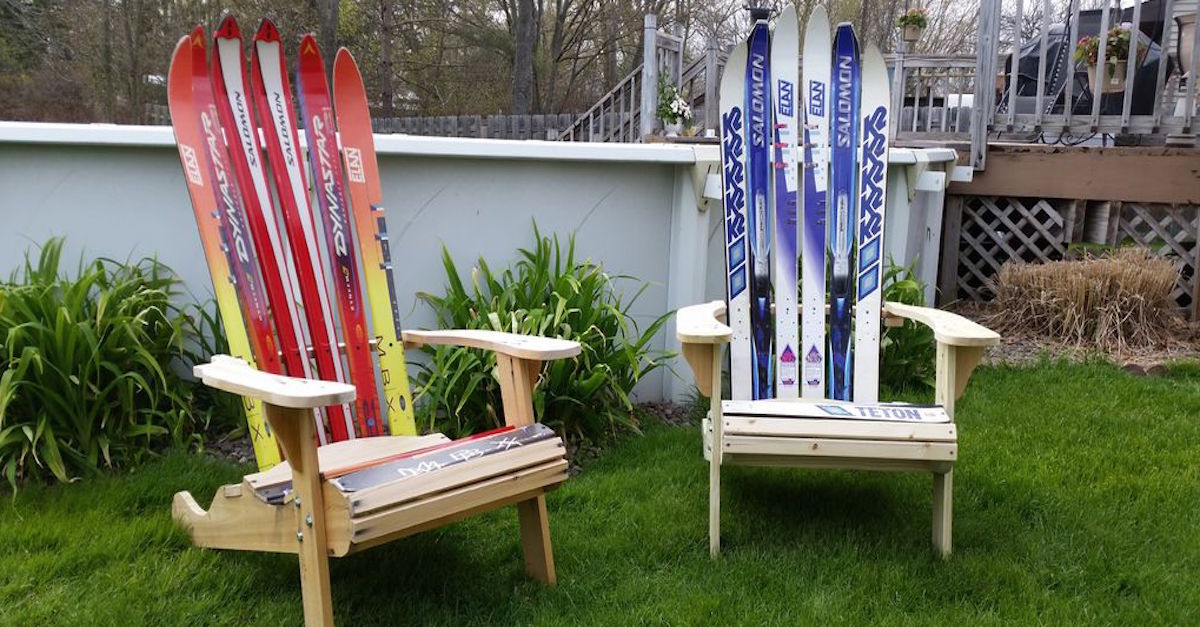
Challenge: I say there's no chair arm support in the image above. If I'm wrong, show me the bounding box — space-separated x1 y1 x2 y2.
402 329 581 361
194 355 356 409
883 302 1000 417
675 301 732 398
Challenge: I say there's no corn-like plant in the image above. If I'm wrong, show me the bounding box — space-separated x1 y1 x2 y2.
0 239 203 489
879 258 936 394
414 224 673 443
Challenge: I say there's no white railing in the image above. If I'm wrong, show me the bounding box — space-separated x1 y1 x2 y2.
887 55 977 139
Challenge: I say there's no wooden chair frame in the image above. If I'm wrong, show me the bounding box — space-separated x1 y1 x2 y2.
676 300 999 558
174 329 580 627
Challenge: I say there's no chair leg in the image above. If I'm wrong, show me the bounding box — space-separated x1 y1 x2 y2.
932 469 953 558
516 494 556 585
709 446 721 558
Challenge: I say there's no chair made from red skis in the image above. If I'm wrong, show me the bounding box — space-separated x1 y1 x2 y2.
167 20 577 627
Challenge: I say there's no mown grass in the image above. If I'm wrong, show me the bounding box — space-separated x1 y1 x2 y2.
2 359 1198 625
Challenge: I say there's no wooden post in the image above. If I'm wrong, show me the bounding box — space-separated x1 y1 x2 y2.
971 0 1000 170
640 14 658 140
708 345 723 558
936 195 964 306
704 37 720 133
267 403 334 627
496 355 556 584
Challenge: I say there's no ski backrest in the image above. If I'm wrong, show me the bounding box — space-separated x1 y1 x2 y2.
719 9 890 406
174 17 418 464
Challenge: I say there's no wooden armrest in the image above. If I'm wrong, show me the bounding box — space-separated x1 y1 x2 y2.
676 300 732 344
883 302 1000 347
402 329 581 361
193 355 356 409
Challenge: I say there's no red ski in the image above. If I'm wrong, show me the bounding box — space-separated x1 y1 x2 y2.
295 34 384 438
209 15 327 442
249 19 354 441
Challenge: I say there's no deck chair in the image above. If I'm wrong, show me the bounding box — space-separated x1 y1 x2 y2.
167 20 576 626
680 13 1000 559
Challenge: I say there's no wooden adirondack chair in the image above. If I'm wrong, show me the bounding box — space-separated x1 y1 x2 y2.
677 299 999 558
167 22 577 626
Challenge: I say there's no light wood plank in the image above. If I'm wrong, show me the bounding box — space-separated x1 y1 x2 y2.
245 434 450 492
517 495 556 585
722 453 952 473
676 300 732 344
682 343 715 397
933 470 953 558
349 461 568 542
722 416 957 442
194 356 356 409
402 329 580 360
883 302 1000 347
721 435 957 462
722 399 951 423
347 440 566 515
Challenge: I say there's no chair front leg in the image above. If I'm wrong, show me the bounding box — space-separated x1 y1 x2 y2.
496 354 557 584
932 469 953 558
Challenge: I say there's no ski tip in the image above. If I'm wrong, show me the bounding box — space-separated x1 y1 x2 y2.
215 13 241 40
254 17 281 43
333 47 357 74
187 25 205 48
299 33 322 60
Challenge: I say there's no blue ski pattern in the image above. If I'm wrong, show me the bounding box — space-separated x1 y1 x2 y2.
745 16 774 400
827 24 860 401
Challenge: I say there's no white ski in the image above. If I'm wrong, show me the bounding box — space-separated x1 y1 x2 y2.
771 5 801 399
853 44 890 402
800 6 831 399
719 42 753 400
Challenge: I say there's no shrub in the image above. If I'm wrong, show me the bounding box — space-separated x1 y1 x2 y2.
413 224 672 443
0 239 204 489
897 7 929 29
988 248 1180 351
880 258 936 394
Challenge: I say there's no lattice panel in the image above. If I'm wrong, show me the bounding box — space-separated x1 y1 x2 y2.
955 196 1068 300
1116 202 1199 315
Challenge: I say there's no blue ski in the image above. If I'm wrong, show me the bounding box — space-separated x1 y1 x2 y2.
827 23 861 401
746 8 774 400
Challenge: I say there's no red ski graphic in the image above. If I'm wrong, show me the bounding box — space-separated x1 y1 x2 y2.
249 19 354 441
295 34 384 438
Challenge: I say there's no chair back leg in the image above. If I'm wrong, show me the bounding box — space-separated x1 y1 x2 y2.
708 346 723 558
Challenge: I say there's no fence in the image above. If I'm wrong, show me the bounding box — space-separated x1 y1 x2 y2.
371 114 578 140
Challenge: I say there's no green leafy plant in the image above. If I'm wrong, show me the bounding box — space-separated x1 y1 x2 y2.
413 224 673 443
0 239 205 489
897 7 929 29
1074 25 1146 69
879 258 936 394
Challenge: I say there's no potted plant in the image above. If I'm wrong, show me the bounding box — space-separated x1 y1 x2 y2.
656 77 691 137
1075 24 1145 93
897 7 928 44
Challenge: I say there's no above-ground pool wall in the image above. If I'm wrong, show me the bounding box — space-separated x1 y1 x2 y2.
0 124 691 402
0 122 963 404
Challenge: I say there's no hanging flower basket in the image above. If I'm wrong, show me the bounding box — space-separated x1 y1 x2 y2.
1075 25 1145 94
902 24 923 43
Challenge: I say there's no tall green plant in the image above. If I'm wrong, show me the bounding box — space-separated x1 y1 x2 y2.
414 224 672 443
0 239 204 489
879 258 937 394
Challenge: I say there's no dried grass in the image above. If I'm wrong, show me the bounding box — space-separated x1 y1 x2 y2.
986 248 1185 352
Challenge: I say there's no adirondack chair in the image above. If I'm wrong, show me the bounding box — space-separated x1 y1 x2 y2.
678 300 998 558
167 20 576 626
680 9 1001 559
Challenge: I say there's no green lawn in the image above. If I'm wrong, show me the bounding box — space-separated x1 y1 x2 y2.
2 360 1198 625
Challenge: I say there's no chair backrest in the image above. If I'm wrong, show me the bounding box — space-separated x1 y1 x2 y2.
169 16 415 469
719 12 891 405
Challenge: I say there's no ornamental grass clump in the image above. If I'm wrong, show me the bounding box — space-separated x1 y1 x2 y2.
414 224 672 444
987 248 1181 351
0 239 205 490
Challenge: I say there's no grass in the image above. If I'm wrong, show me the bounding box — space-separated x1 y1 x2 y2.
2 359 1198 625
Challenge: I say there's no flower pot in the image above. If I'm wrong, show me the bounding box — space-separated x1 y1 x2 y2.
664 121 683 137
901 24 923 43
1088 60 1128 93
